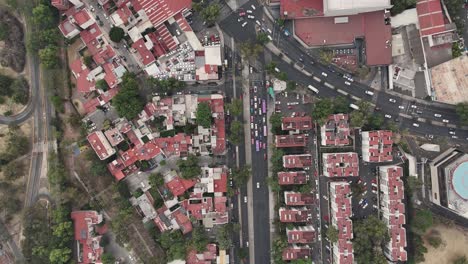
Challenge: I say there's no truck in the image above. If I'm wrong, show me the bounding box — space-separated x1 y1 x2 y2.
308 85 319 94
349 103 359 110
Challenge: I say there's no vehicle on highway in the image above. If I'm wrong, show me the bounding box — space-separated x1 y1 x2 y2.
254 123 258 130
389 98 396 103
255 140 260 151
416 110 423 114
255 130 258 137
251 4 256 9
251 138 254 144
247 15 255 19
263 142 266 149
250 66 253 74
256 20 261 26
384 114 392 119
321 72 328 77
349 103 359 110
256 182 260 188
244 196 247 203
452 135 458 139
267 35 272 41
238 8 246 16
267 28 272 34
449 131 456 135
411 104 417 109
246 9 253 13
264 126 267 137
275 67 280 73
262 100 266 114
434 113 442 117
413 123 419 127
242 21 247 27
442 119 449 123
254 102 258 109
250 122 254 129
264 153 267 160
363 203 369 209
345 81 351 86
308 85 319 93
398 105 405 109
365 90 374 96
263 117 266 123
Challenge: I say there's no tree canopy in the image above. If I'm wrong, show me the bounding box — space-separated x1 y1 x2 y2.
200 4 220 25
226 99 243 116
312 98 334 125
158 230 187 261
196 102 212 128
38 46 59 68
456 102 468 124
257 32 270 45
147 77 185 95
109 27 125 42
177 154 201 179
412 209 433 233
270 113 283 134
231 165 251 186
352 216 389 264
112 73 145 120
228 120 243 145
326 226 339 243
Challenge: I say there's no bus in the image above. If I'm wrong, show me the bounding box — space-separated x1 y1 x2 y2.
255 140 260 152
262 99 266 114
264 126 267 137
308 85 319 94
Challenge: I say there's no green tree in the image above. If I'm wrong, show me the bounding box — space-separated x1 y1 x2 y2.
453 256 468 264
367 113 384 130
257 32 270 45
95 79 109 91
239 42 263 60
216 223 239 250
159 230 187 261
271 237 288 264
10 76 30 104
266 61 277 74
353 216 389 264
2 160 25 181
312 98 334 125
177 154 201 179
456 102 468 124
0 23 9 41
286 81 296 91
39 46 59 68
270 112 282 134
83 56 93 68
426 233 442 248
51 95 64 113
0 74 13 96
112 73 145 120
412 209 433 233
271 148 285 172
231 165 251 186
149 173 165 188
49 248 72 264
52 221 73 240
201 4 221 26
32 4 55 29
391 0 417 15
277 72 288 81
189 226 209 252
147 77 185 95
350 110 366 127
452 42 463 58
226 99 243 116
333 96 349 114
101 253 116 264
326 226 339 243
228 120 243 145
109 27 125 42
196 102 212 128
319 48 334 64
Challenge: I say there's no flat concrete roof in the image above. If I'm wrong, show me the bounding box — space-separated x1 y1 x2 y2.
432 56 468 105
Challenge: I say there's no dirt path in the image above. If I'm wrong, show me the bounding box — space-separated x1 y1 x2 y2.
423 224 468 264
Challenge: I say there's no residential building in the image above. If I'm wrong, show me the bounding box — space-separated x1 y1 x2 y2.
275 134 308 148
283 154 313 169
154 204 193 234
430 148 468 219
51 0 70 11
87 131 116 160
70 211 104 264
281 116 313 131
321 114 350 146
329 181 354 264
282 246 311 261
286 226 316 244
379 165 407 262
130 191 157 223
361 130 393 162
278 171 310 185
186 243 229 264
284 191 314 206
279 0 392 66
322 152 359 177
279 207 311 223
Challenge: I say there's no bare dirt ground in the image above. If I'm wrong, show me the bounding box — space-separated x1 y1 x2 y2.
0 120 31 151
0 9 25 73
423 224 468 264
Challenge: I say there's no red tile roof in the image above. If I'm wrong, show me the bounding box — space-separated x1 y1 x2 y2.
281 116 313 130
186 244 217 264
279 207 311 223
294 11 392 66
70 58 95 93
282 246 311 261
134 0 191 28
132 38 156 66
416 0 446 37
197 95 226 155
51 0 69 10
286 226 315 243
153 133 192 157
280 0 323 19
79 23 103 45
87 131 115 160
362 130 393 162
284 191 315 206
323 152 359 177
278 171 309 185
283 154 312 169
174 12 192 32
70 211 104 264
102 62 119 88
116 5 133 25
214 172 227 193
275 134 308 148
183 197 213 220
172 208 193 234
166 177 196 196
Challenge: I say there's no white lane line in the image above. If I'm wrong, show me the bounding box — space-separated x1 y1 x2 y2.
337 89 348 96
324 82 335 89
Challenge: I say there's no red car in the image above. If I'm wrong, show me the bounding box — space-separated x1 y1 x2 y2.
238 8 246 16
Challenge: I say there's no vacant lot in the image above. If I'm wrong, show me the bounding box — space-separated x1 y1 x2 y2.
0 8 25 73
423 224 468 264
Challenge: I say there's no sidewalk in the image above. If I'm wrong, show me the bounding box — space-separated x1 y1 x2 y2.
266 86 277 248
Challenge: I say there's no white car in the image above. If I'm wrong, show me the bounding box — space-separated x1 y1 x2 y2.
242 21 248 27
247 15 255 19
250 122 254 129
434 113 442 117
251 4 256 10
411 104 417 109
398 105 405 110
452 135 458 139
256 182 260 188
389 98 396 103
365 90 374 96
254 123 258 130
321 72 328 77
384 114 392 119
255 130 258 137
345 81 351 86
449 131 456 135
442 119 449 123
256 20 261 26
254 102 258 109
413 123 420 127
246 9 253 13
244 196 247 203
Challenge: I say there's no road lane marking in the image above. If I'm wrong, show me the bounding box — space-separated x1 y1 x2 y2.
313 76 321 82
351 95 360 101
324 82 334 89
337 89 348 96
